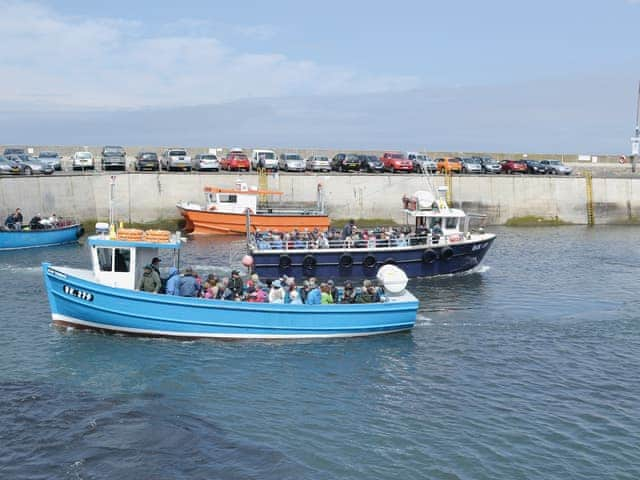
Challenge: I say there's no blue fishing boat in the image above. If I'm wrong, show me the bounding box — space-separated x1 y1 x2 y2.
246 187 496 280
41 228 418 339
0 222 83 250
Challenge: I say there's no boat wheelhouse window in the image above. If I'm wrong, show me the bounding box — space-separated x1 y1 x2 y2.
219 194 238 203
114 248 131 272
97 248 113 271
445 217 458 229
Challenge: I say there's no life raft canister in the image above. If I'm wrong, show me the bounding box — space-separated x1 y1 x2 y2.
339 254 354 269
441 247 454 261
363 255 377 268
422 249 437 263
279 255 292 269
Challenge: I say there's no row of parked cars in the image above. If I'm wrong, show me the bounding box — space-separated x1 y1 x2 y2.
435 157 573 175
0 146 574 176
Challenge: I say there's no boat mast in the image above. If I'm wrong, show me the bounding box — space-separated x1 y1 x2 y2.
109 175 116 228
631 81 640 173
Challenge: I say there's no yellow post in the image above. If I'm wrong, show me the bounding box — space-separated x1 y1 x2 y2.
446 172 453 206
258 168 268 204
585 170 594 226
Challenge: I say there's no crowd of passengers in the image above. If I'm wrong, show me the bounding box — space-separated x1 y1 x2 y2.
138 258 382 304
2 207 65 230
251 219 444 250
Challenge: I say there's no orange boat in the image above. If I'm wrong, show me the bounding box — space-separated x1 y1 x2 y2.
177 181 330 235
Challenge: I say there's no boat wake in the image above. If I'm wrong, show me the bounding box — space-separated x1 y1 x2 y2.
415 314 432 326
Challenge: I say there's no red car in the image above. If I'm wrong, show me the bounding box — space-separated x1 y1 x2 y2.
501 159 527 174
221 151 250 171
381 152 414 173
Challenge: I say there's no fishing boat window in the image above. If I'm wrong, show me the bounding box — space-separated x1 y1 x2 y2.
219 194 237 203
97 248 113 271
114 248 131 272
445 217 458 229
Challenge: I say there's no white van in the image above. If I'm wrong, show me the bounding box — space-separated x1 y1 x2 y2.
251 149 278 171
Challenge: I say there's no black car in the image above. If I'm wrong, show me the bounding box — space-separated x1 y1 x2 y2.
101 146 127 171
358 154 384 172
135 152 159 171
523 159 547 174
331 153 361 172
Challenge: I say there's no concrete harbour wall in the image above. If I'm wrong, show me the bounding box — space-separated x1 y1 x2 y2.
2 173 640 226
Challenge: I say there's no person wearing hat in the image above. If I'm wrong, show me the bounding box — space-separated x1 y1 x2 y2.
151 257 161 276
138 264 161 293
268 279 284 304
340 281 356 304
229 269 243 297
178 267 199 297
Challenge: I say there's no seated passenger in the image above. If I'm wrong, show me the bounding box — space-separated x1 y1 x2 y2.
289 289 303 304
340 281 356 304
320 283 334 304
29 214 43 230
356 279 380 303
327 280 338 303
306 281 321 305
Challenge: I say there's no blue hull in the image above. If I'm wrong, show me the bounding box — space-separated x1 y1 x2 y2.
250 235 496 280
0 225 82 250
42 264 418 339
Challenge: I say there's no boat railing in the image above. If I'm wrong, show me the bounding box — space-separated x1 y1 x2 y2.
249 232 473 251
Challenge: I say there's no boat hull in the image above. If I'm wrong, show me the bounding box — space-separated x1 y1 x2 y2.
42 264 417 339
250 234 496 279
0 225 82 250
178 207 330 235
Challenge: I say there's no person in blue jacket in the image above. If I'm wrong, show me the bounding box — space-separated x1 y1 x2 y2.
305 280 321 305
165 267 180 295
178 267 199 297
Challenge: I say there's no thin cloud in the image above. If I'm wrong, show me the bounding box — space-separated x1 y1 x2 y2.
0 1 419 109
234 24 278 40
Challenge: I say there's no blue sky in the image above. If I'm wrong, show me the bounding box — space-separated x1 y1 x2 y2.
1 0 639 152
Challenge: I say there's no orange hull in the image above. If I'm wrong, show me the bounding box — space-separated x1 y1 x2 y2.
179 207 330 235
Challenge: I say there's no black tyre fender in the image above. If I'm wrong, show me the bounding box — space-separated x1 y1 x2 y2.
302 254 317 270
279 255 292 269
422 249 438 264
363 255 377 269
382 257 397 266
339 254 354 269
441 247 454 261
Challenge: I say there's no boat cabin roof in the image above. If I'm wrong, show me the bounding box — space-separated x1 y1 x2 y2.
404 208 466 218
204 186 283 195
88 236 182 249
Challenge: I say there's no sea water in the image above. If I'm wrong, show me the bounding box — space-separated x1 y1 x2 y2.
0 227 638 479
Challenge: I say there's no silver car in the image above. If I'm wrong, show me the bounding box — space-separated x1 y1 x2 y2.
541 159 572 175
408 153 437 173
306 155 331 172
279 153 305 172
461 157 483 174
162 148 192 171
192 153 220 171
38 151 62 170
7 154 54 175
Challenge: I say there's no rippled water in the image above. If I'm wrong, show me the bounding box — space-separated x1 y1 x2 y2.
1 227 639 479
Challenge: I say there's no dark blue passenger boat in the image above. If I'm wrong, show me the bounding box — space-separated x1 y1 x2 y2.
247 187 496 280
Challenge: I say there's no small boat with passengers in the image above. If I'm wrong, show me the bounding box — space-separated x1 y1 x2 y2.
42 224 418 339
176 180 330 235
245 186 496 280
0 217 83 251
